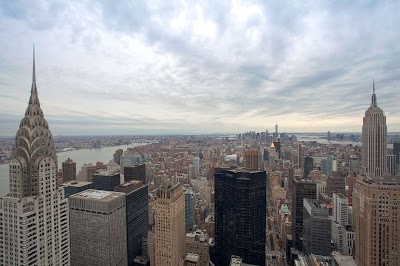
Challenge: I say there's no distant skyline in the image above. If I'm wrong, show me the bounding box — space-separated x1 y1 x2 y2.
1 1 400 136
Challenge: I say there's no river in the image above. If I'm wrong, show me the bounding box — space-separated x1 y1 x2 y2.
0 144 136 196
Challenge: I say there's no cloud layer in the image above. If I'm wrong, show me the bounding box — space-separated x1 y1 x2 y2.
1 0 400 136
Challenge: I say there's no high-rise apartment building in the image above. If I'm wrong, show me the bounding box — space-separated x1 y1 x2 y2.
291 178 316 251
303 199 331 256
362 82 387 176
353 175 400 266
115 180 149 266
214 169 266 266
79 163 97 182
0 53 70 265
114 148 124 164
331 193 354 256
154 182 186 265
244 149 260 170
62 157 76 182
69 190 127 266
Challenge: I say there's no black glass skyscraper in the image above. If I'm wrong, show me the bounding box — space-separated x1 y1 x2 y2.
213 169 266 266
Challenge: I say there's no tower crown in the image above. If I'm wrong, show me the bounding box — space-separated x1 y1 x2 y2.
10 49 57 197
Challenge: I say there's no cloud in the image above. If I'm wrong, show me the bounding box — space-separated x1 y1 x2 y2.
0 0 400 136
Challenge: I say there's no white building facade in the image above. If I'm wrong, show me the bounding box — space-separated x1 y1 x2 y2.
0 53 70 265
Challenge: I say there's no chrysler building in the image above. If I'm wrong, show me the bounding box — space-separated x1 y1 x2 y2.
0 51 70 265
362 81 387 177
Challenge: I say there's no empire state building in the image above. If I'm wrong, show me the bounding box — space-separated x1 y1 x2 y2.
0 52 70 265
362 81 387 177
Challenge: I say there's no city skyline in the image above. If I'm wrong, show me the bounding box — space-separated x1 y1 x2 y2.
1 1 400 136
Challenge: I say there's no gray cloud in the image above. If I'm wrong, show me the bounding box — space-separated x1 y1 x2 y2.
0 0 400 135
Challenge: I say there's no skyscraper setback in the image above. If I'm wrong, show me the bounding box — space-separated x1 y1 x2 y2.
0 53 70 265
362 82 388 176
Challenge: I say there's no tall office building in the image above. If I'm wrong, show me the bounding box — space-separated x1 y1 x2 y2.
214 169 266 266
325 154 335 177
298 144 306 169
353 175 400 266
92 170 120 191
326 172 346 197
244 149 260 170
62 157 76 182
192 156 200 177
115 181 149 266
303 199 331 256
362 82 387 176
124 163 146 184
185 189 196 231
69 190 127 266
154 183 186 265
0 53 70 265
291 178 316 251
349 156 359 174
387 154 397 176
79 163 97 182
393 141 400 165
303 156 313 178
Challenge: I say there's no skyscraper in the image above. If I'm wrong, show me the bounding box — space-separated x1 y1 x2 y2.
214 169 266 266
185 189 196 231
154 182 186 265
115 180 149 266
244 149 260 170
353 175 400 266
69 190 127 266
291 178 316 251
362 81 387 176
393 141 400 165
62 157 77 182
0 52 70 265
387 154 397 176
124 163 146 184
303 156 313 178
302 199 331 256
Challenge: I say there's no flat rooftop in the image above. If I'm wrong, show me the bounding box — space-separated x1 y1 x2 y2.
62 181 93 187
72 189 124 201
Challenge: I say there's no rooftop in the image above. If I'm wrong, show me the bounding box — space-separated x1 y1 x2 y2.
72 189 124 201
62 181 92 187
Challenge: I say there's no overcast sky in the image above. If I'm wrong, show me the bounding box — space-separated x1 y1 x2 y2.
0 1 399 136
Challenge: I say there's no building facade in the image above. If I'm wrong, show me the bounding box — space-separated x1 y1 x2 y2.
362 82 387 176
69 190 127 266
154 183 186 265
115 181 149 266
62 157 76 182
0 54 70 265
303 199 331 256
214 169 266 266
353 175 400 266
185 189 196 231
124 163 146 184
291 178 316 251
92 170 120 191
